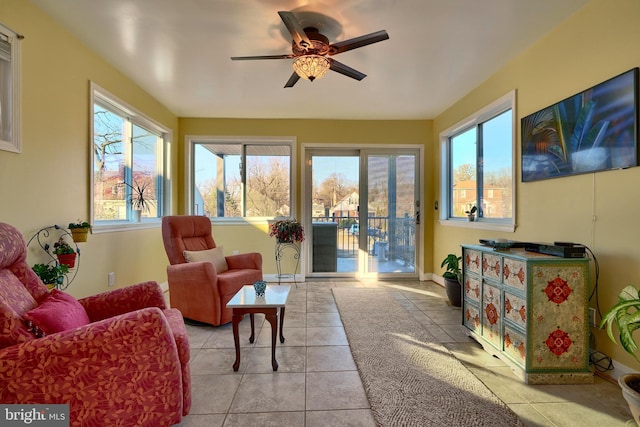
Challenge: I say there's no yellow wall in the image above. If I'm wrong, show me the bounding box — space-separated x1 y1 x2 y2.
433 0 640 369
178 118 431 273
6 0 640 369
0 0 179 298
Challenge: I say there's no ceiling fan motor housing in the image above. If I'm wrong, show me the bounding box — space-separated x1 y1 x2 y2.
292 27 331 56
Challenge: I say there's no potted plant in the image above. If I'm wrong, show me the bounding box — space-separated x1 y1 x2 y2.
52 237 77 268
465 206 477 222
124 179 156 222
269 218 305 244
32 263 69 290
601 284 640 425
441 253 462 307
68 220 91 242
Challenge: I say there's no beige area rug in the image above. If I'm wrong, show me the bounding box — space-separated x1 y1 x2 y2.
332 288 525 427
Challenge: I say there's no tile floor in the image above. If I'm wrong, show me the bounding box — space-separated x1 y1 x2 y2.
175 280 634 427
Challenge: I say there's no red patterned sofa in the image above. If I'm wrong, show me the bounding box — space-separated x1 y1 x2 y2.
0 222 191 426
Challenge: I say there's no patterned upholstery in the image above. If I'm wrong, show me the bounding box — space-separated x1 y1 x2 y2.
0 222 191 426
162 215 263 325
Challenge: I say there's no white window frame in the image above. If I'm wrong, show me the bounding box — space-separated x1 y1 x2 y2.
0 23 21 153
90 82 171 232
185 135 297 224
439 90 516 232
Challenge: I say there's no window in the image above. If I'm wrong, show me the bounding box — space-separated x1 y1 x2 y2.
440 91 515 230
0 23 21 153
91 83 169 228
187 137 295 220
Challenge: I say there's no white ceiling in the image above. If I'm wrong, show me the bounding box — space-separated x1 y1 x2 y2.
31 0 590 120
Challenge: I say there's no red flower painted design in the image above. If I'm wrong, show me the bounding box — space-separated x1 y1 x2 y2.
465 309 471 321
537 315 544 323
518 343 526 359
492 261 500 275
482 258 489 273
473 286 480 298
473 256 480 268
519 305 526 322
485 303 499 325
505 298 512 313
516 268 525 284
474 315 480 327
545 328 572 356
504 333 512 348
503 264 511 279
544 277 572 304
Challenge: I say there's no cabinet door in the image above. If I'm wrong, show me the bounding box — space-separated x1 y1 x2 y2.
504 324 527 367
504 290 527 330
482 282 502 349
464 249 482 275
463 275 481 304
503 257 526 291
529 263 588 371
464 302 481 334
482 252 502 281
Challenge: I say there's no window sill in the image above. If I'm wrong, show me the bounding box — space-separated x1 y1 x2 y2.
439 219 515 233
92 220 161 234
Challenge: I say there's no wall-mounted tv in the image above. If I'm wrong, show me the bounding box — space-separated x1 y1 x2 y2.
521 68 638 182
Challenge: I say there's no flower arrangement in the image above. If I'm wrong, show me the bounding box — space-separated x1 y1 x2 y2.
269 218 304 244
52 237 75 255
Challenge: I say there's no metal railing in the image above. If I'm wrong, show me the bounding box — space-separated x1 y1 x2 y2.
311 215 415 266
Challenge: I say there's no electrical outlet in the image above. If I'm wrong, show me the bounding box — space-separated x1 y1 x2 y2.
108 272 115 287
589 307 597 327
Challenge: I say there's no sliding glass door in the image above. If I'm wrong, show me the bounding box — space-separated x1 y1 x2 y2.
305 148 420 278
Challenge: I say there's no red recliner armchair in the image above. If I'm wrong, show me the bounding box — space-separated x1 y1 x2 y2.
0 222 191 426
161 215 263 326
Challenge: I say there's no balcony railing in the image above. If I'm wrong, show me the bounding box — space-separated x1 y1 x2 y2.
312 215 415 267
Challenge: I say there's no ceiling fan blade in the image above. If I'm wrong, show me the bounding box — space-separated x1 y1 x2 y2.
329 30 389 55
284 72 300 88
231 54 293 60
278 11 312 50
329 59 366 81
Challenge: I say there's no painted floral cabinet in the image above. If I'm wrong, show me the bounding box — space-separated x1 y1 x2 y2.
461 244 592 384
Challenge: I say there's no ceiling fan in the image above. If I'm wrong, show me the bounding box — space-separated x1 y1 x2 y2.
231 11 389 88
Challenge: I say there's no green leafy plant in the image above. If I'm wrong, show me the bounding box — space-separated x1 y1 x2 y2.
68 220 91 229
601 285 640 361
441 253 462 283
52 237 75 255
465 206 477 215
32 263 69 286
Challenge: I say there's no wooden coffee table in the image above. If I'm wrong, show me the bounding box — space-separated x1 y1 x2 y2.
226 285 291 371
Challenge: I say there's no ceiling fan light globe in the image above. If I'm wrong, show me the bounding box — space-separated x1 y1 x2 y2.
292 55 330 81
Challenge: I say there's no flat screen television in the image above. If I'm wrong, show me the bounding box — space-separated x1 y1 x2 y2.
521 68 638 182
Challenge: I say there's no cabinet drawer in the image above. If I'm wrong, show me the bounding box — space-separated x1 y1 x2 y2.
482 282 501 349
463 274 481 304
504 325 526 367
503 257 526 291
482 252 502 281
504 290 527 329
463 249 482 275
463 302 481 334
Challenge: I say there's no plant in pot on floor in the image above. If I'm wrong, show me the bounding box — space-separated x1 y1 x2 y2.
52 237 77 268
601 284 640 425
441 253 462 307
